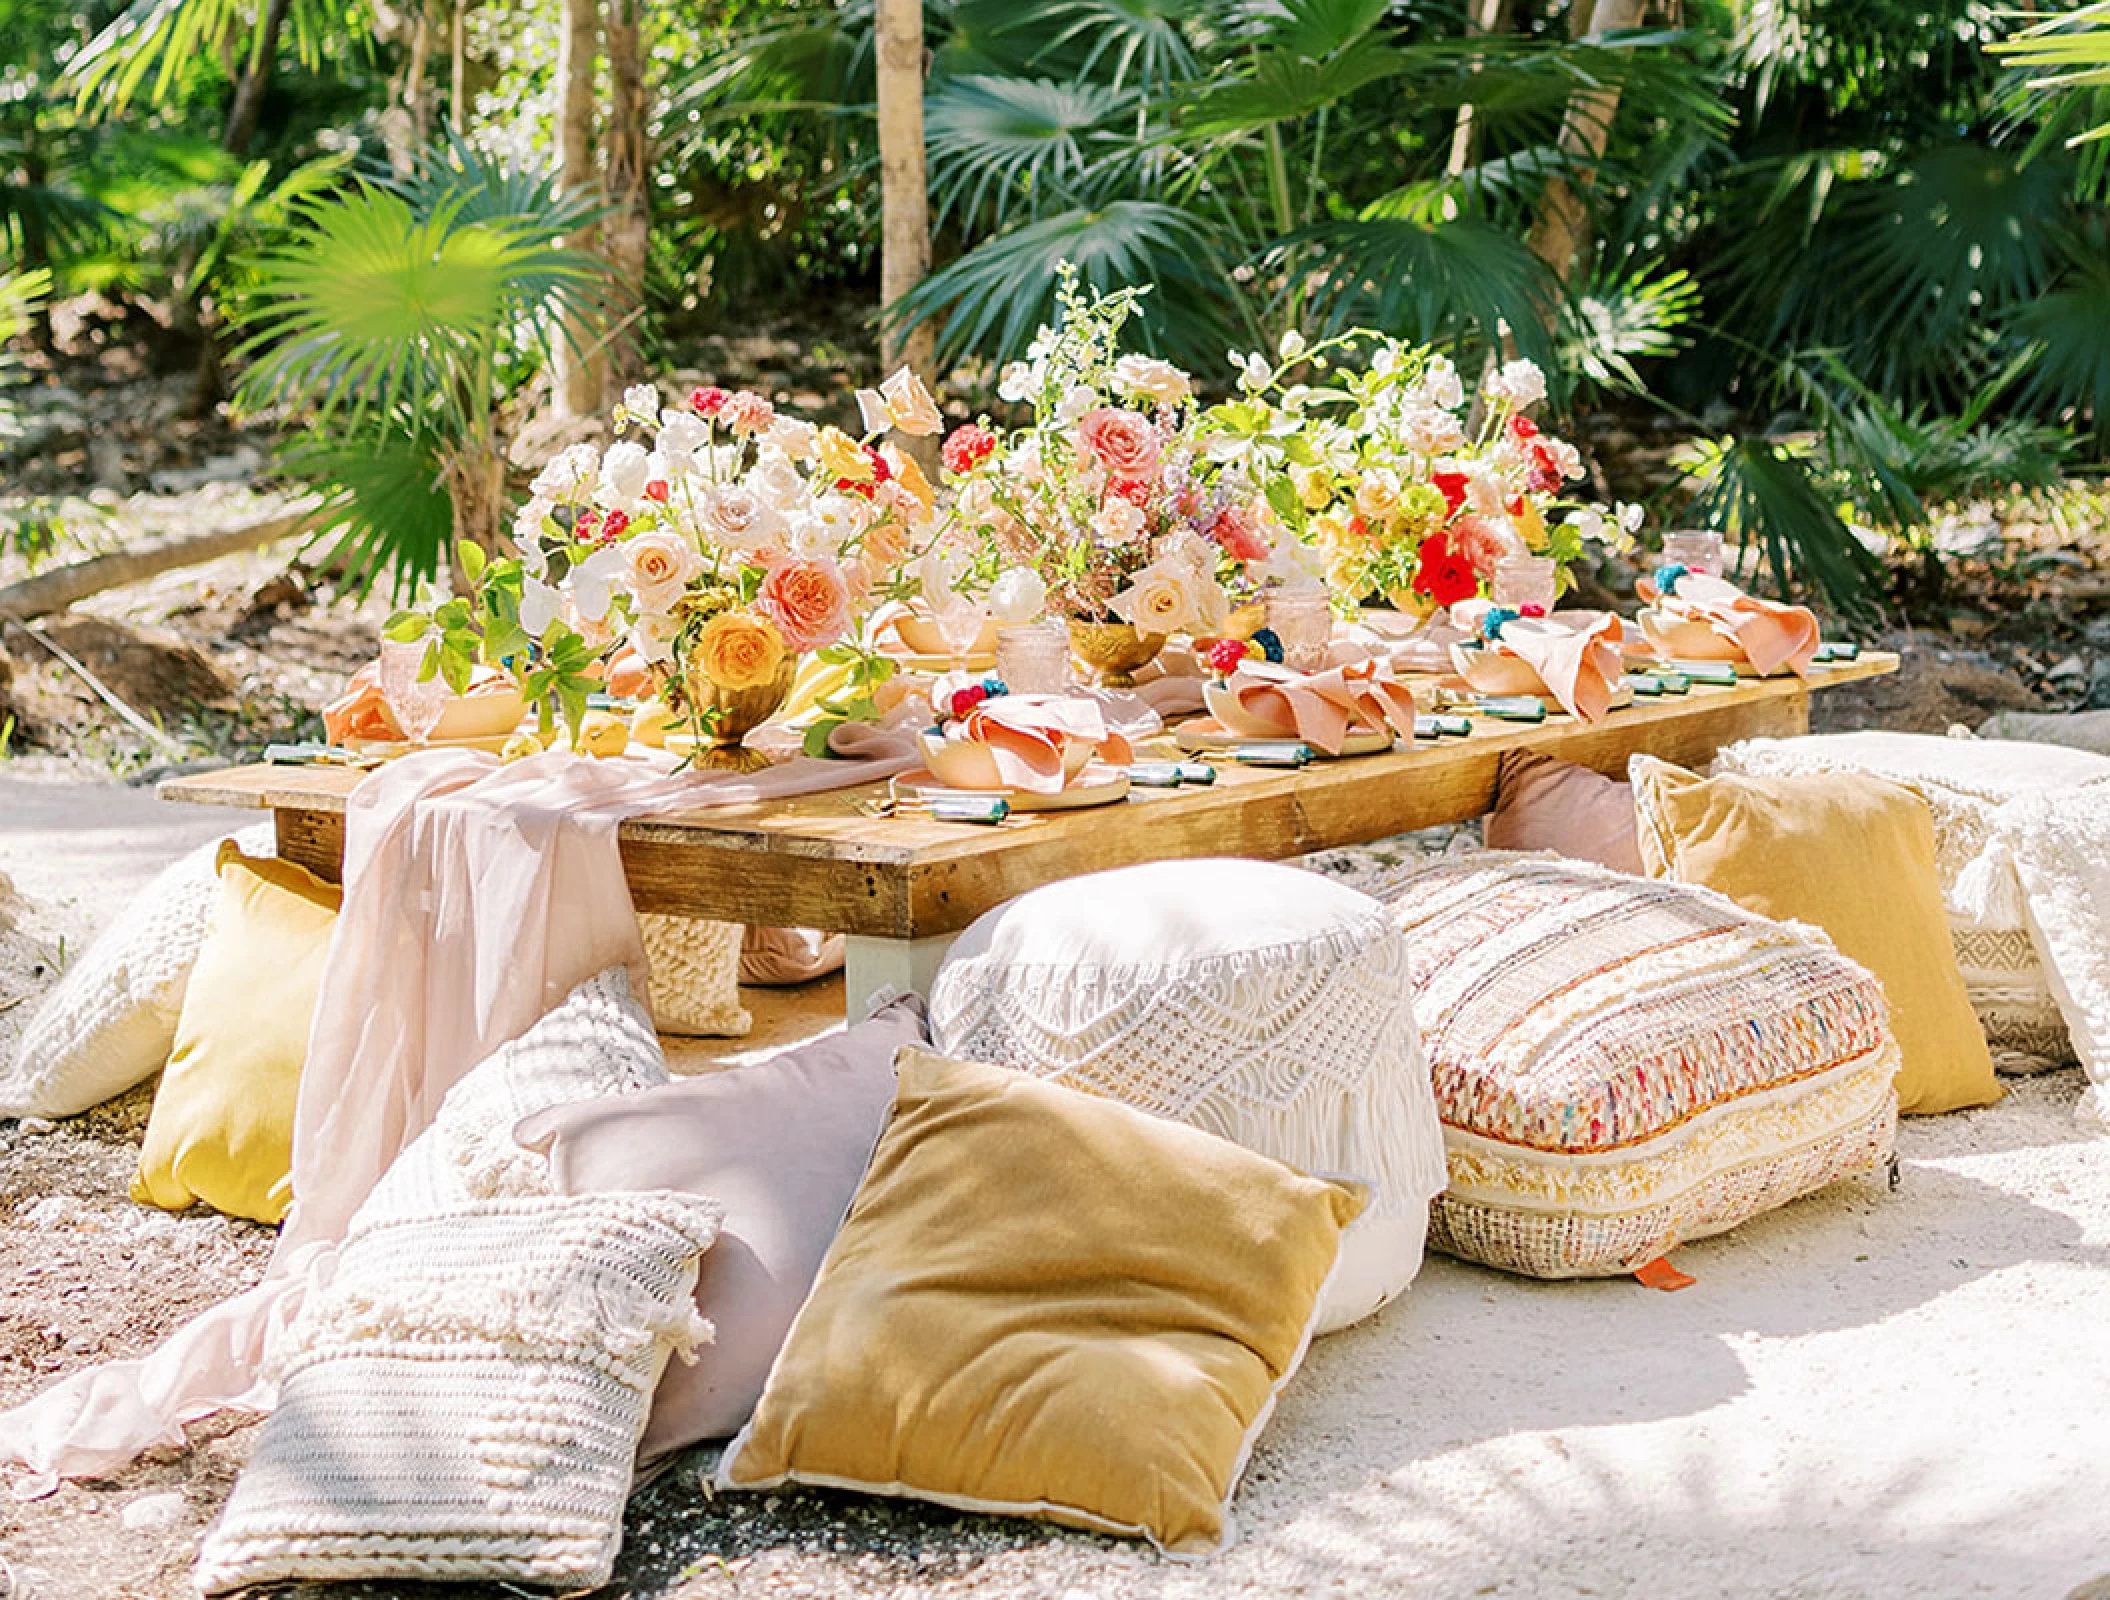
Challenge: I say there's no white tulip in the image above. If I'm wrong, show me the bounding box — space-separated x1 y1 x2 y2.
987 566 1047 624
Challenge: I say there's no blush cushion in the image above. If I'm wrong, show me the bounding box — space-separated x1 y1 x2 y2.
1483 749 1644 876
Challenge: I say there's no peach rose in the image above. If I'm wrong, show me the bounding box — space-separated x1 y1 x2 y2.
1077 407 1161 481
816 426 871 484
880 366 944 436
1112 354 1193 406
755 557 852 652
624 528 704 613
692 610 787 692
1450 513 1527 577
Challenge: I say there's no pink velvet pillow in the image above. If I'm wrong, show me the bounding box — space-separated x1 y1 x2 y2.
515 994 926 1460
1483 749 1644 876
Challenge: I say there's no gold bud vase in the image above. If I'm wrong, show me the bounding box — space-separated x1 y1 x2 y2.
1067 618 1166 689
676 654 798 773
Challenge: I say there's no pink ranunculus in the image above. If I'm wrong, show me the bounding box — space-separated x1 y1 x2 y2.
755 557 852 652
1077 407 1161 482
1206 505 1272 566
721 391 777 436
1449 513 1528 578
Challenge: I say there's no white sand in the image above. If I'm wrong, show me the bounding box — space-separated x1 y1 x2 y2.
3 776 2108 1600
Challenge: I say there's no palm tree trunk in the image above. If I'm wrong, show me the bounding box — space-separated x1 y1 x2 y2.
874 0 933 382
551 0 606 419
1445 0 1514 178
449 0 469 130
1524 0 1648 288
601 0 649 386
222 0 292 155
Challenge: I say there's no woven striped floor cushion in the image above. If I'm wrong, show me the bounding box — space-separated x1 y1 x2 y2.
194 1191 723 1595
929 858 1448 1333
1369 853 1900 1279
1714 731 2110 1069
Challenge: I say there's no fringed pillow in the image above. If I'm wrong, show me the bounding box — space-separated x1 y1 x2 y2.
928 858 1446 1333
1 822 273 1121
194 1191 724 1595
639 913 751 1038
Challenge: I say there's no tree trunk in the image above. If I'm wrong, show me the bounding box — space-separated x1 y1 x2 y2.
601 0 650 387
874 0 933 382
403 3 435 153
0 504 323 622
1445 0 1515 180
449 0 469 130
550 0 606 419
1524 0 1649 289
222 0 293 155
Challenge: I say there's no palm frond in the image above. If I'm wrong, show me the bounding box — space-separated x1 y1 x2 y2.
281 429 456 597
1679 434 1884 619
974 0 1198 95
1560 264 1701 397
924 75 1137 231
2010 224 2110 449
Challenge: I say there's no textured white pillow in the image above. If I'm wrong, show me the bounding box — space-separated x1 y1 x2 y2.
1714 731 2110 1067
928 858 1448 1333
357 965 669 1227
193 1191 724 1595
1 823 274 1121
639 913 752 1038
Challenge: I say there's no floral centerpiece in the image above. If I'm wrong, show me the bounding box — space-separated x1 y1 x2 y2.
1202 336 1611 618
942 270 1285 684
491 375 937 766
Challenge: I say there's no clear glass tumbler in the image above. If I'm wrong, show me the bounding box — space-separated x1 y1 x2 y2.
1490 555 1558 615
995 618 1072 695
1661 529 1726 577
1264 585 1334 673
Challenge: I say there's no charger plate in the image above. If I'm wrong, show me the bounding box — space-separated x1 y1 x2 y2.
895 763 1131 813
343 731 517 760
1170 718 1394 758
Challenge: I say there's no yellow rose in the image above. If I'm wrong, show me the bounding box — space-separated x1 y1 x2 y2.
1292 464 1333 511
816 426 871 484
1354 468 1403 525
1310 510 1354 557
1513 497 1549 552
692 610 788 692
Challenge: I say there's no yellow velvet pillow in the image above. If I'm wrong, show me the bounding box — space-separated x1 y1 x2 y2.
718 1045 1366 1555
133 843 341 1223
1630 756 2000 1116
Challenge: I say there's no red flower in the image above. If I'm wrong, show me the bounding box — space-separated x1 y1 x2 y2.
1432 471 1470 517
950 684 989 719
599 508 630 544
836 477 876 499
941 424 998 476
867 446 892 484
1507 413 1541 443
690 386 730 418
1204 637 1252 677
1106 477 1154 509
644 479 670 504
1411 530 1479 608
573 508 601 542
1206 506 1271 565
1520 602 1547 619
1527 440 1563 494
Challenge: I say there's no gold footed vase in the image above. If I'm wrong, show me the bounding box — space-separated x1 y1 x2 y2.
1068 618 1166 689
676 655 798 773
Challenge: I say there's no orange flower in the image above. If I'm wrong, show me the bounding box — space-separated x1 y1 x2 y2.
693 610 787 692
756 557 852 652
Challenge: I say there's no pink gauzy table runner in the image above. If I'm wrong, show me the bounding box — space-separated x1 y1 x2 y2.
2 729 918 1493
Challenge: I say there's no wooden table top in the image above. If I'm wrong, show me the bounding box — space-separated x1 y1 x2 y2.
163 652 1896 939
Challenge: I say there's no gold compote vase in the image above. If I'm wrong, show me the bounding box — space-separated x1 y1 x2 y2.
675 654 798 773
1067 618 1166 689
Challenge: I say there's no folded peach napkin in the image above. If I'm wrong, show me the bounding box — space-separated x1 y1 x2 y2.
1636 568 1820 679
949 695 1133 792
322 661 519 745
1451 603 1628 724
1213 660 1421 754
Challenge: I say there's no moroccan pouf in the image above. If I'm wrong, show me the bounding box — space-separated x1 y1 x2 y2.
928 858 1448 1332
1370 853 1901 1279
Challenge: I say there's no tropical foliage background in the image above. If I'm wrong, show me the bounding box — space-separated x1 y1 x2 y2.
4 0 2110 614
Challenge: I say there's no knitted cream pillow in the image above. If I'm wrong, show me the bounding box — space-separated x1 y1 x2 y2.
1713 731 2110 1068
928 858 1447 1333
194 1191 724 1595
1 823 273 1121
356 965 669 1228
639 913 751 1038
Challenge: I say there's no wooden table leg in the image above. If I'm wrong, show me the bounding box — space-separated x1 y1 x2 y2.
843 933 957 1016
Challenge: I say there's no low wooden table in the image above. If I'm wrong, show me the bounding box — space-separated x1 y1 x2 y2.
163 654 1895 1006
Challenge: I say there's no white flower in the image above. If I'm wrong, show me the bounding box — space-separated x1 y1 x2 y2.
618 383 661 431
1055 384 1099 424
599 440 652 506
764 416 819 459
511 495 553 549
917 544 970 613
656 412 710 465
1355 468 1404 523
700 481 785 552
1399 406 1465 458
1562 507 1606 541
855 387 893 435
1465 463 1509 515
1419 355 1464 411
520 574 564 637
1618 501 1645 533
1231 351 1272 391
566 544 631 624
628 609 680 667
1092 498 1146 544
879 366 943 435
1111 354 1193 406
1542 437 1584 481
1277 329 1307 362
1109 557 1206 635
1371 345 1399 378
1484 357 1546 410
987 566 1047 625
786 512 840 561
530 442 600 501
808 491 871 552
998 361 1038 405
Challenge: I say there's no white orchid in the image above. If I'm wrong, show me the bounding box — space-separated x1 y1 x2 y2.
599 440 653 507
1483 357 1547 410
617 383 661 431
565 543 632 623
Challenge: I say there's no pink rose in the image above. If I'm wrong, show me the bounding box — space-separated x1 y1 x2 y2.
1206 505 1272 566
1449 513 1527 578
1077 407 1161 482
756 557 852 652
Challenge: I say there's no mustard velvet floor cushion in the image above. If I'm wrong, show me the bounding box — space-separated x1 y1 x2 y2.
1372 853 1901 1279
1630 756 2003 1117
132 843 340 1224
718 1046 1366 1556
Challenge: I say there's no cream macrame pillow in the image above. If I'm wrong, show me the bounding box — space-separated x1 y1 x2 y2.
928 858 1447 1333
639 913 751 1038
357 965 669 1227
193 1191 724 1595
2 823 274 1121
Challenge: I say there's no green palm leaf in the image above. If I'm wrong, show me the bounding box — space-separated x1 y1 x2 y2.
281 428 455 596
925 75 1137 230
2011 226 2110 448
1680 435 1884 620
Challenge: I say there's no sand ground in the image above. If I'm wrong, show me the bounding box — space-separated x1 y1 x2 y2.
2 768 2107 1600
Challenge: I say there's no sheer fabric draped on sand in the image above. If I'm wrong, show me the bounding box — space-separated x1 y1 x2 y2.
2 729 918 1492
